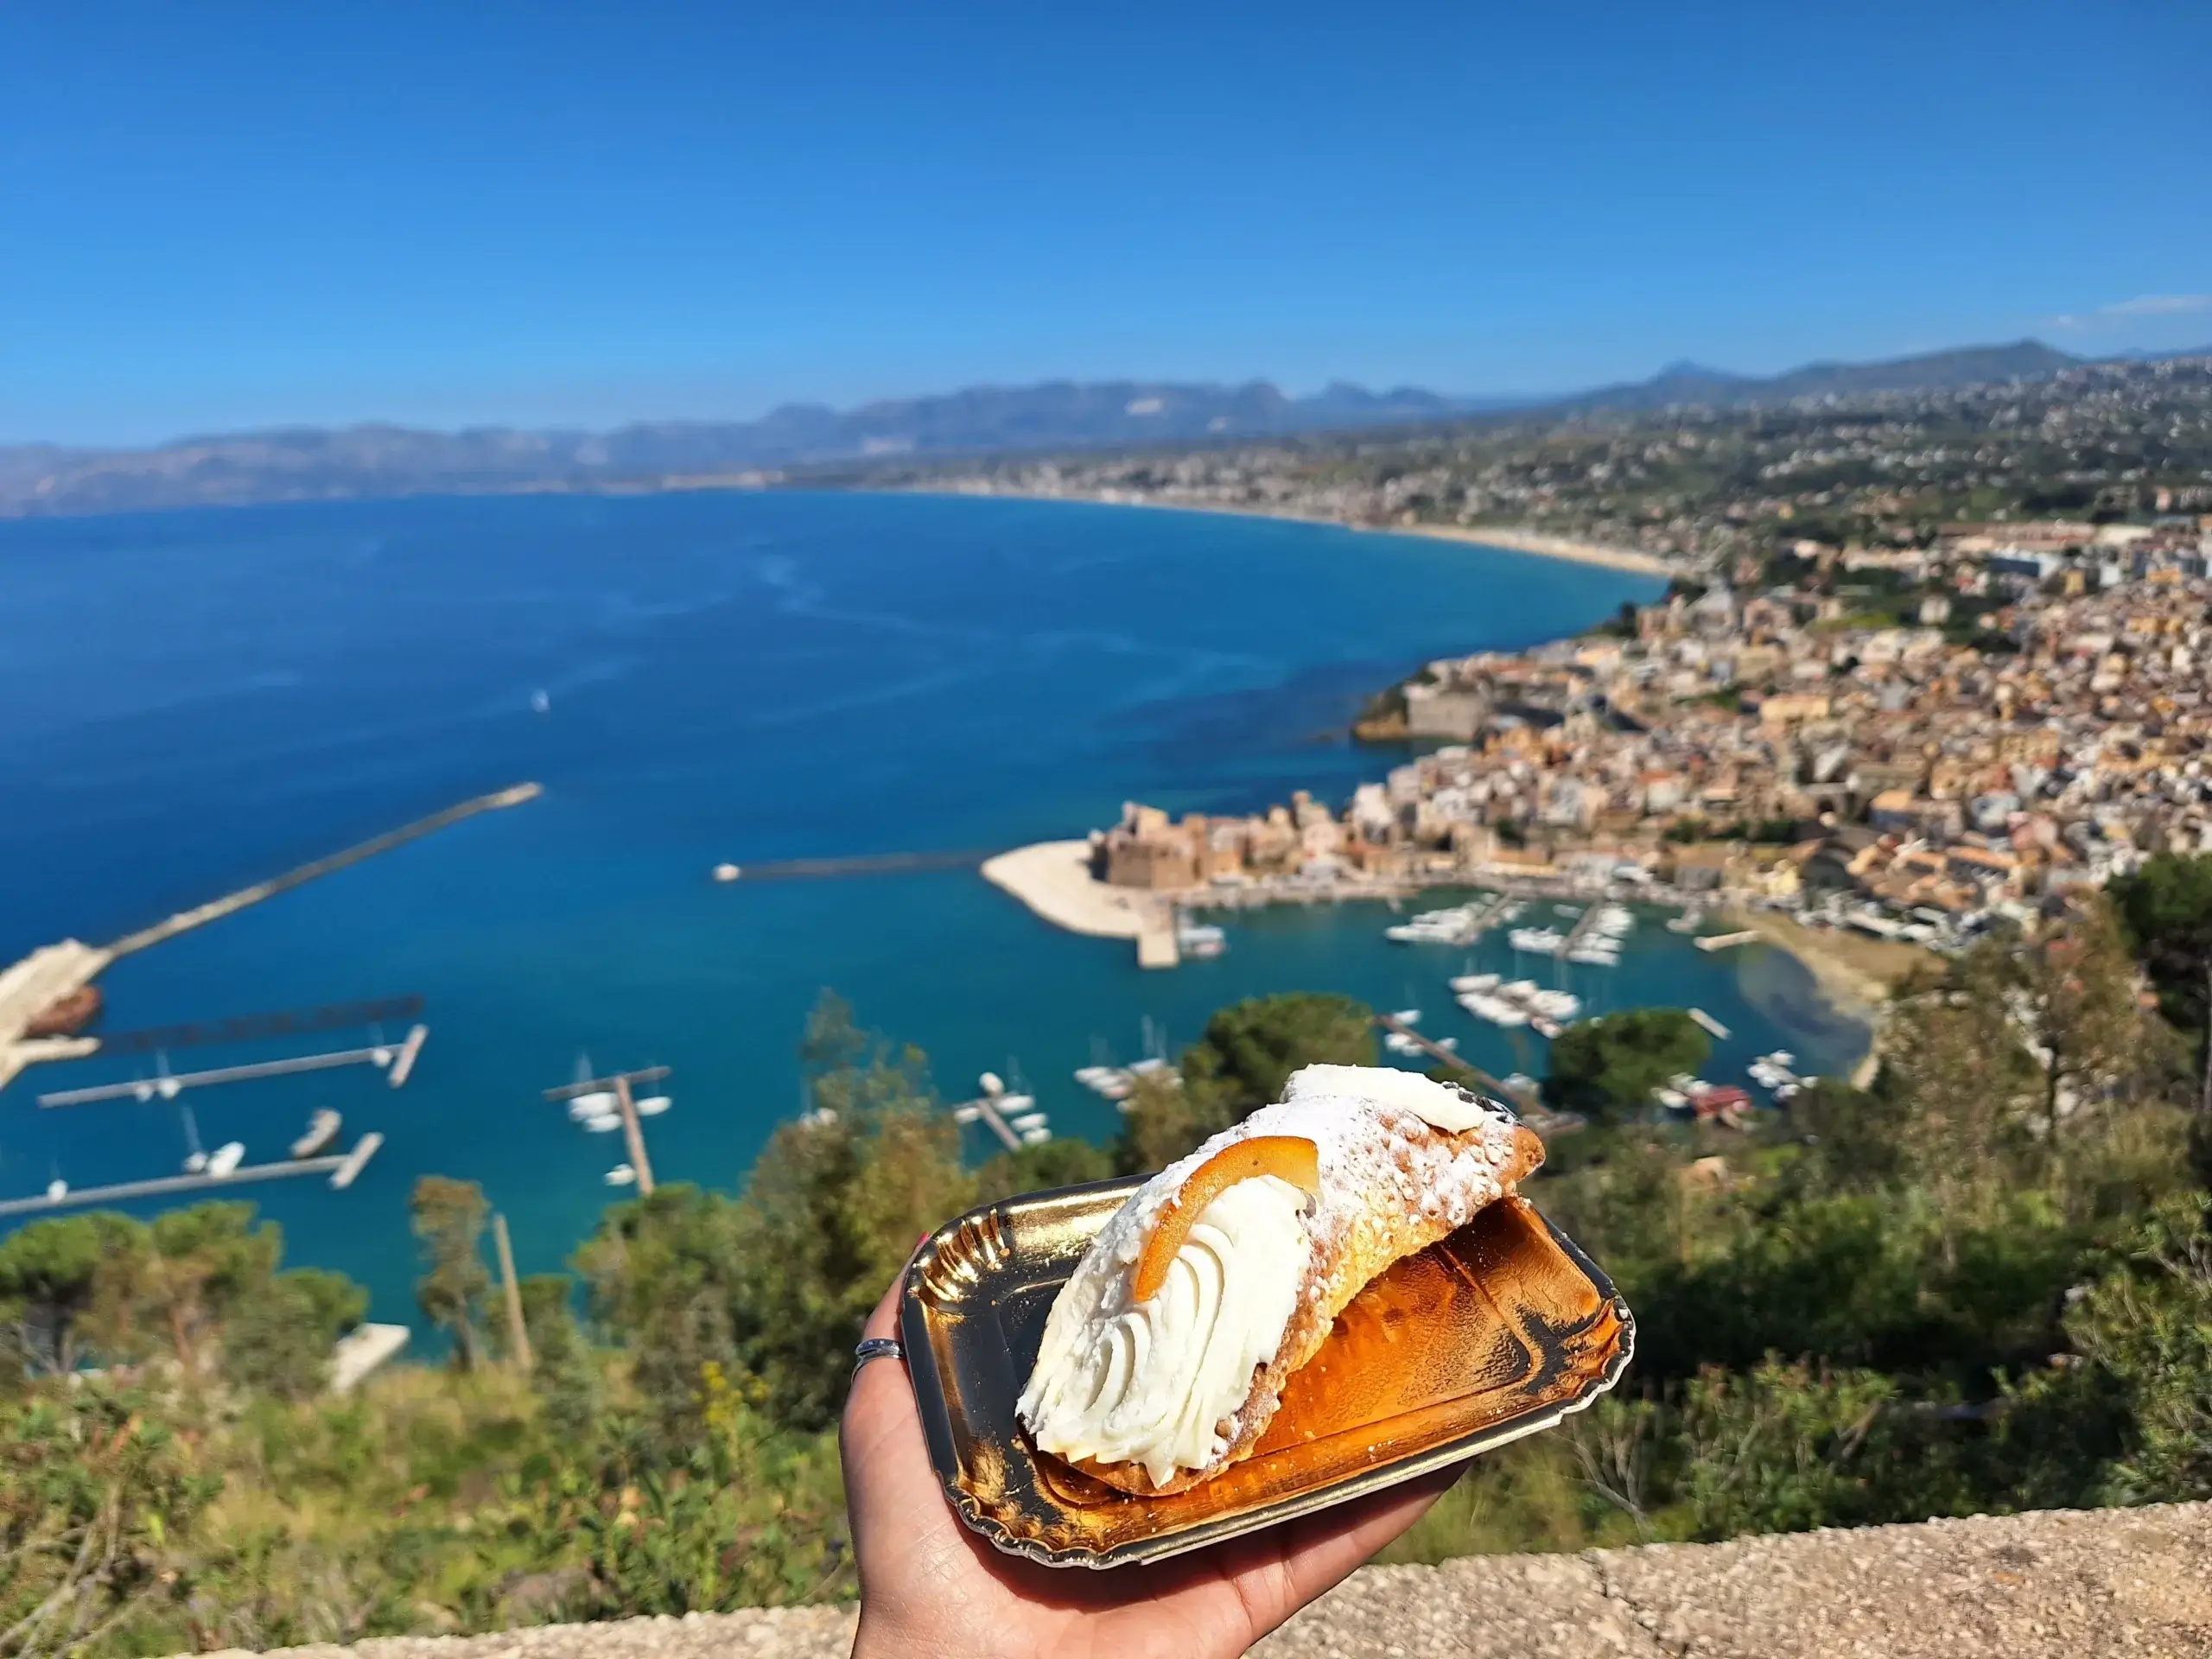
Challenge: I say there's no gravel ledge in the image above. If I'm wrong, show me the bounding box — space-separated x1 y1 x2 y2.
197 1502 2212 1659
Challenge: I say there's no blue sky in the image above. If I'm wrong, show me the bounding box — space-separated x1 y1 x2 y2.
3 1 2208 445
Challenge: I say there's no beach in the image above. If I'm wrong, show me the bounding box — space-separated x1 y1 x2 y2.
1719 904 1936 1020
904 485 1675 577
1389 520 1675 576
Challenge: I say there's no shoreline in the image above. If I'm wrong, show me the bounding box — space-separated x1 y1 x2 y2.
979 841 1179 967
1719 904 1937 1085
894 485 1677 577
981 844 1910 1061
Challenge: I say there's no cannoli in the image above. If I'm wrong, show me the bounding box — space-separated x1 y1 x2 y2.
1016 1064 1542 1494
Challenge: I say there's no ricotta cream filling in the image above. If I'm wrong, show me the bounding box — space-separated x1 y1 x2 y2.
1015 1173 1309 1489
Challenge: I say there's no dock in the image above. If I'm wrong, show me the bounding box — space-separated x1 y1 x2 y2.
0 783 535 1094
37 1030 427 1108
385 1023 428 1087
107 783 541 957
1688 1007 1732 1040
719 848 990 882
1694 930 1762 953
0 1133 385 1217
1555 905 1605 958
1373 1013 1516 1101
1372 1014 1583 1139
330 1322 410 1395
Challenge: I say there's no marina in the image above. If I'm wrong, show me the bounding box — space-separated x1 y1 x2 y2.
953 1069 1050 1151
0 1133 385 1217
36 1024 428 1108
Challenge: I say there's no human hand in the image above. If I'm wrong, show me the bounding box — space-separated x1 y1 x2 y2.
839 1269 1463 1659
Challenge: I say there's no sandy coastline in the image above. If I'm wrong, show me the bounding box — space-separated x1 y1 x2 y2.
899 486 1675 577
1719 904 1938 1084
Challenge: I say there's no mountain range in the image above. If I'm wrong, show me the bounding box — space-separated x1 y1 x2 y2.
0 339 2184 519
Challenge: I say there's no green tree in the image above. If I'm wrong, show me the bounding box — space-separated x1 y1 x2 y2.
2113 853 2212 1059
86 1202 287 1376
0 1213 145 1377
518 1273 603 1444
974 1136 1115 1203
1791 1080 1910 1192
1546 1009 1710 1122
1180 993 1376 1116
581 997 976 1433
728 1050 974 1429
410 1177 493 1370
574 1182 743 1439
1116 1069 1227 1175
221 1268 366 1402
2054 1192 2212 1502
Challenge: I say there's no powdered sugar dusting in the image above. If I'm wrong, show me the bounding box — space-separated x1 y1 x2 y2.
1018 1063 1529 1485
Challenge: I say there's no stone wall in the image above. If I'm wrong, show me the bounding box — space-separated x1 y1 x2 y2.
194 1501 2212 1659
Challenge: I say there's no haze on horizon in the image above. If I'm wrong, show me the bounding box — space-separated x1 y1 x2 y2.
3 0 2208 447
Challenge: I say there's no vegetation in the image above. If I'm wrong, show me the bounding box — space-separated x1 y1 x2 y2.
1545 1009 1709 1123
11 880 2212 1649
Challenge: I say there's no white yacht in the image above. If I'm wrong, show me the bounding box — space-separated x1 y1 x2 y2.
569 1090 617 1122
207 1142 246 1179
604 1163 637 1186
1449 972 1500 994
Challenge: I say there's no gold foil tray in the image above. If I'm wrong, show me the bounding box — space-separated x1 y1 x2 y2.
899 1178 1633 1568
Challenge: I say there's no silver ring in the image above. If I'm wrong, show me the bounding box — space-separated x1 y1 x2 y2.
852 1336 906 1377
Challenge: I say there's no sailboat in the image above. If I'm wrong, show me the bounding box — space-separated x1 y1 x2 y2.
566 1052 616 1122
181 1104 209 1173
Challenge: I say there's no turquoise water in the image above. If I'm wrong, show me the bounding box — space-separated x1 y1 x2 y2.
0 491 1850 1321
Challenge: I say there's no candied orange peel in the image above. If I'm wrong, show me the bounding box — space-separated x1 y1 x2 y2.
1130 1135 1320 1304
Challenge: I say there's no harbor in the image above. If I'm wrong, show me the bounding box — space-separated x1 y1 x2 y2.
0 1132 384 1217
0 488 1818 1323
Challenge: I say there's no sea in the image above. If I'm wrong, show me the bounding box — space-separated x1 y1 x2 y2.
0 490 1865 1322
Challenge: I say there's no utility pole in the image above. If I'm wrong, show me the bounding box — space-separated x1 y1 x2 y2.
492 1211 531 1372
543 1063 669 1197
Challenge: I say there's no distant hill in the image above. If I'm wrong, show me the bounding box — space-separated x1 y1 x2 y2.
0 339 2146 519
1557 340 2085 415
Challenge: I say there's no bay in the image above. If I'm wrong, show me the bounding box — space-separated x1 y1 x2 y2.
0 490 1849 1322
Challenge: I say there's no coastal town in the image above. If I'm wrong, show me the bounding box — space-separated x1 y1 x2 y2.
1073 524 2212 966
932 353 2212 974
874 352 2212 577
